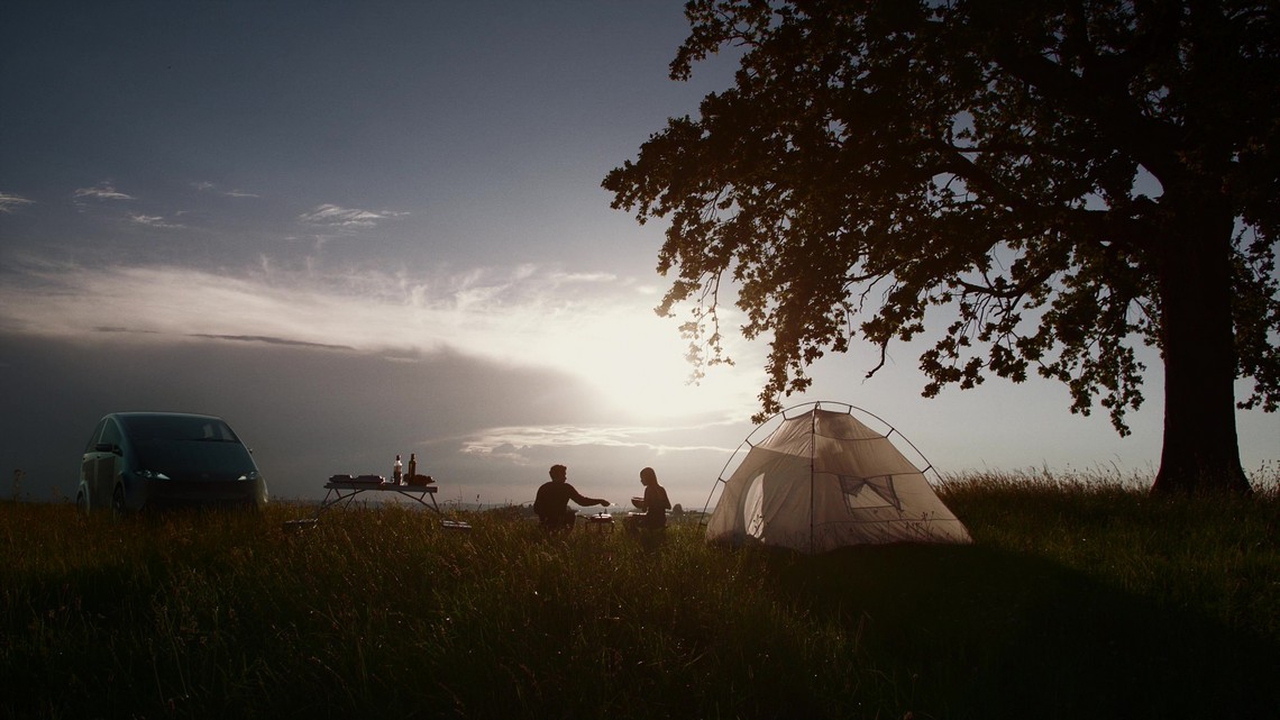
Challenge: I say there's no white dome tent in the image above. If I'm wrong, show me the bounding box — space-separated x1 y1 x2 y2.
703 401 972 553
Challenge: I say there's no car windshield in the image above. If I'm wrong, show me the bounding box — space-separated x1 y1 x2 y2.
119 415 256 475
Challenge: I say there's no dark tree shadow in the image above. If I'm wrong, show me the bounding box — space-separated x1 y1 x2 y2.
767 544 1279 720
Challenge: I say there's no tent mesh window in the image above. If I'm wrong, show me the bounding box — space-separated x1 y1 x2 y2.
838 474 903 512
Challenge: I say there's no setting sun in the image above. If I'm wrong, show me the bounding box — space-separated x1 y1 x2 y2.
551 304 753 422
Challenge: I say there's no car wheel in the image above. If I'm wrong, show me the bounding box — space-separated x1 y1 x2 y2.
76 490 89 517
111 485 127 519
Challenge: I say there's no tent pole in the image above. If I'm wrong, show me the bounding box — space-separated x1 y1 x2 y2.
808 406 817 554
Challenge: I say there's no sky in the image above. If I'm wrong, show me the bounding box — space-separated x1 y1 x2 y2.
2 1 1277 510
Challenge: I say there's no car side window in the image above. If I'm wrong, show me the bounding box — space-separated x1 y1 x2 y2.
84 419 107 453
100 418 122 451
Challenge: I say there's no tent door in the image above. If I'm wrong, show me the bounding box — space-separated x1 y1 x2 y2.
744 473 765 539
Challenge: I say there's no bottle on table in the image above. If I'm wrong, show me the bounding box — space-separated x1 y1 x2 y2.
393 454 403 485
407 453 417 484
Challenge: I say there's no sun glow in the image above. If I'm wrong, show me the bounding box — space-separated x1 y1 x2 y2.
547 302 753 422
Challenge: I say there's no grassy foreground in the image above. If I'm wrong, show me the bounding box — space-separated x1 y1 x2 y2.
2 471 1277 720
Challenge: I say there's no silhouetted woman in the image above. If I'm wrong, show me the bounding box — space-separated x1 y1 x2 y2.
628 466 671 531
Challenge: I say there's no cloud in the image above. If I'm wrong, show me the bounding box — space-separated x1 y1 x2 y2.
0 192 35 213
0 258 764 427
190 333 354 350
298 203 408 229
73 182 136 201
129 213 185 229
193 181 260 198
460 422 737 461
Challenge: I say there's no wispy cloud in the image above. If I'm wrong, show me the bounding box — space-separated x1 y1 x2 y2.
0 192 35 213
0 259 761 420
459 423 737 461
73 182 136 201
193 181 259 198
190 333 353 350
298 203 408 229
129 213 185 229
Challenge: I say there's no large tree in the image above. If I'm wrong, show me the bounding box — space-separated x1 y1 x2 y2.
604 0 1279 493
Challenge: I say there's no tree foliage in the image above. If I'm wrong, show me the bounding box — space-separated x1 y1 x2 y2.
604 0 1280 475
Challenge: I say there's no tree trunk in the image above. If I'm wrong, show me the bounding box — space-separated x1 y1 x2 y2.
1150 192 1251 494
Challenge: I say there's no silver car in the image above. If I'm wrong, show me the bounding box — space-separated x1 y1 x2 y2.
76 412 268 516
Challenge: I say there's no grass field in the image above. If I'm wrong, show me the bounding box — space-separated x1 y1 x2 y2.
2 470 1277 719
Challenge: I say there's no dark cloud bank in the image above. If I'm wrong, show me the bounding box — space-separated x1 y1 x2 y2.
0 330 624 505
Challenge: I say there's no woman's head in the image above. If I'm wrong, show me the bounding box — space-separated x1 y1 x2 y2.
640 466 657 486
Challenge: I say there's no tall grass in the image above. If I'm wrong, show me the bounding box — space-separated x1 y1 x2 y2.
2 469 1277 719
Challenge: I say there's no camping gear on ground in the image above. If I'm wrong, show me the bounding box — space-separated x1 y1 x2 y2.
704 402 972 553
584 512 615 531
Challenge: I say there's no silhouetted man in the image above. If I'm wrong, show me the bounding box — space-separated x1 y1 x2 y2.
534 464 609 531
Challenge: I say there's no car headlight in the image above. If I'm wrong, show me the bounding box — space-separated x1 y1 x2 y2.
237 471 261 482
137 470 170 480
